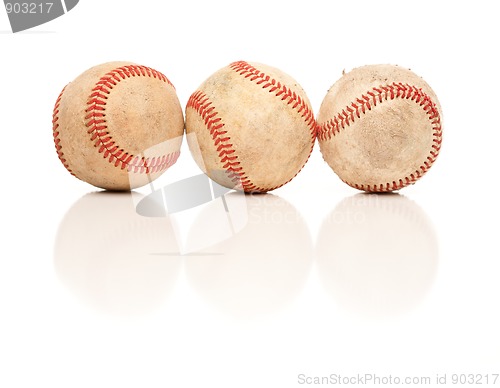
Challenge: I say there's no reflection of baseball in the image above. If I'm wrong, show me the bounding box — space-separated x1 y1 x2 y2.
54 192 182 316
317 65 443 192
52 61 184 191
185 193 313 319
316 194 438 318
185 61 316 193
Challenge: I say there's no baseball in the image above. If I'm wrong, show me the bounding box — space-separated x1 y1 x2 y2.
317 64 443 192
185 61 316 193
52 61 184 191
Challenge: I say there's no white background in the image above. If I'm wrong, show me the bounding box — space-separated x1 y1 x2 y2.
1 1 499 387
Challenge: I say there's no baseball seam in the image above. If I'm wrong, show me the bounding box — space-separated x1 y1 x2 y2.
52 85 75 176
229 61 317 138
187 61 317 193
186 91 257 191
317 82 442 192
52 65 180 177
86 65 179 174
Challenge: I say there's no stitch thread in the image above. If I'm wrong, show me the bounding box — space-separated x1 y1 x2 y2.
81 65 179 174
317 82 442 192
52 85 75 176
229 61 317 138
187 91 259 191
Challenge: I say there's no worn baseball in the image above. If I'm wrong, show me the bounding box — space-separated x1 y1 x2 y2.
185 61 316 193
317 64 443 192
52 61 184 191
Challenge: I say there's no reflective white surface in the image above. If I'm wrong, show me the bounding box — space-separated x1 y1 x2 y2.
1 1 500 387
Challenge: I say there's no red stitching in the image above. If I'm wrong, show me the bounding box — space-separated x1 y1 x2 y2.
317 82 442 191
84 65 178 174
187 62 317 192
52 85 75 176
187 91 258 192
229 61 317 139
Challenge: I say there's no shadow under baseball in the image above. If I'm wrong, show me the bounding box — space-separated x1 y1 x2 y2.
184 193 314 320
53 191 182 317
316 193 439 319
